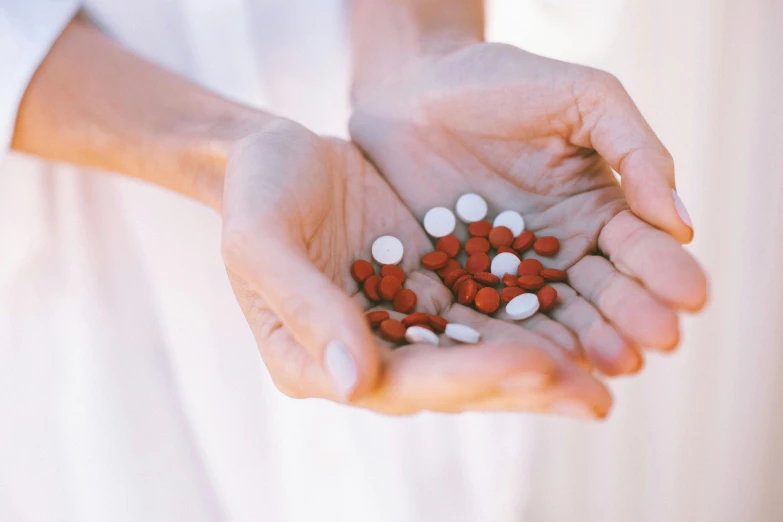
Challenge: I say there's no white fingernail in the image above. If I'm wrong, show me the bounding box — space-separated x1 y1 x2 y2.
324 341 358 399
672 189 693 229
499 373 550 392
550 400 597 421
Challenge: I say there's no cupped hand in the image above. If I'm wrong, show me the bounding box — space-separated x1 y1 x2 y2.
350 43 708 376
220 119 611 417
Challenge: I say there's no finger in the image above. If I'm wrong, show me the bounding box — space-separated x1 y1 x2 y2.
599 210 708 311
571 69 693 243
547 282 643 376
223 229 381 401
568 255 680 352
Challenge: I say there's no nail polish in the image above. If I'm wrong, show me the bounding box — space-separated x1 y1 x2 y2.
324 341 358 399
672 189 693 229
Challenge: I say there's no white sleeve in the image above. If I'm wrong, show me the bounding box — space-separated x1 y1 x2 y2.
0 0 82 160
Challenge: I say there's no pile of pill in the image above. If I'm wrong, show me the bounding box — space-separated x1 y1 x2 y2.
352 193 567 347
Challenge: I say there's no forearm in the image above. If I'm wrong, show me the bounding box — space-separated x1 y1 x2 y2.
11 18 276 211
350 0 484 98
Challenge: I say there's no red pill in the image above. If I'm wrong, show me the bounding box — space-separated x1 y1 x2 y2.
363 275 382 302
351 260 375 283
444 269 468 288
501 286 525 302
468 220 492 237
517 258 544 277
497 245 520 258
378 275 402 300
488 226 514 249
428 315 449 333
437 259 462 278
381 264 406 283
379 319 406 343
502 274 520 287
466 252 491 274
451 274 473 293
421 251 449 270
518 274 545 291
436 235 461 258
457 278 479 306
465 237 491 255
537 285 558 312
402 312 430 327
540 268 568 282
393 289 418 314
415 324 435 333
534 236 560 256
512 231 536 253
473 272 500 286
365 310 390 328
474 287 501 314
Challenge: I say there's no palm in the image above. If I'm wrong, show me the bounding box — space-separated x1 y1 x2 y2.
221 123 610 415
351 44 707 375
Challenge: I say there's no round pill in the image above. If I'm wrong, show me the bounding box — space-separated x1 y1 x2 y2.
474 287 501 314
393 289 418 314
372 235 404 265
465 237 491 255
518 274 545 291
363 275 382 302
436 234 461 258
540 268 567 282
490 252 521 278
350 260 375 283
517 258 544 277
457 278 479 306
493 210 525 237
444 323 481 344
444 269 468 288
402 312 430 327
473 272 500 286
378 275 403 300
421 251 449 270
537 285 558 312
467 220 492 237
502 274 520 287
505 293 540 320
513 230 536 253
428 315 449 333
437 259 462 278
365 310 390 328
380 264 406 283
455 193 489 223
466 252 491 274
379 319 406 343
451 274 473 293
405 325 440 345
534 236 560 256
497 245 519 258
423 207 457 238
488 226 514 249
501 286 525 302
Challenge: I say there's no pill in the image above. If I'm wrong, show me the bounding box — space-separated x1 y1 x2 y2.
378 275 403 300
372 235 404 265
502 273 520 287
497 245 520 258
445 323 481 344
457 278 479 305
350 260 375 283
443 269 468 288
402 312 430 327
488 226 514 249
363 275 382 302
437 259 462 277
405 325 440 345
537 285 558 312
474 287 501 314
455 193 489 223
518 274 545 291
421 251 449 270
465 237 491 255
534 236 560 256
501 286 525 302
540 268 568 282
451 274 473 293
493 210 525 236
423 207 457 238
490 252 521 278
428 314 449 333
435 234 461 258
517 258 544 277
473 272 500 286
379 319 406 343
416 324 435 332
466 252 491 274
512 230 536 253
381 264 406 283
393 289 418 314
467 220 493 237
365 310 390 328
505 293 540 320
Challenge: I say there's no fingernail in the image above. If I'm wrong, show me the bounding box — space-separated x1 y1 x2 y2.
499 372 551 392
672 189 693 229
549 400 597 421
324 341 358 399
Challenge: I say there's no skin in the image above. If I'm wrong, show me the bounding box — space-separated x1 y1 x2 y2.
11 18 611 418
350 0 709 376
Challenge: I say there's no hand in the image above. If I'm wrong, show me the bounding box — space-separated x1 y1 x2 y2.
350 43 708 376
220 119 612 417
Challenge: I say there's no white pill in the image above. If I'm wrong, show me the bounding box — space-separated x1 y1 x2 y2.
455 193 488 223
405 326 440 346
505 293 540 320
372 235 404 265
493 210 526 236
423 207 456 238
491 252 521 278
444 323 481 344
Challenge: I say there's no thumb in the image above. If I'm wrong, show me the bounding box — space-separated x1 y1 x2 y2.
222 226 382 401
572 70 694 244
